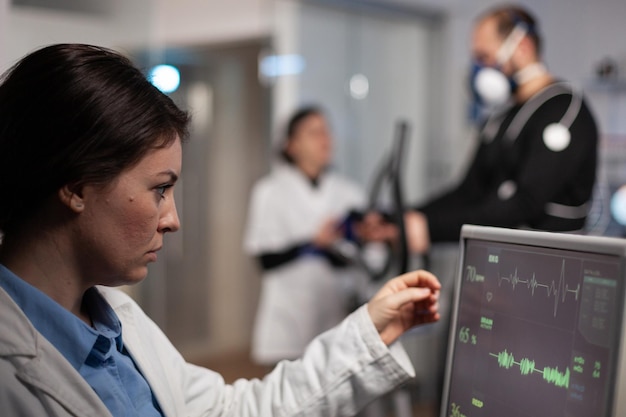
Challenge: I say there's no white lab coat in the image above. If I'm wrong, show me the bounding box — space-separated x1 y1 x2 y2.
244 163 368 364
0 285 415 417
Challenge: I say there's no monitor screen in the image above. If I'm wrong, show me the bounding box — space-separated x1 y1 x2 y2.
440 225 626 417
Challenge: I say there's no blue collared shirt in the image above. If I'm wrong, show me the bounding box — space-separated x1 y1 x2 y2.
0 264 163 417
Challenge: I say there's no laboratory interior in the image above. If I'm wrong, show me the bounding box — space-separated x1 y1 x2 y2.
2 0 626 416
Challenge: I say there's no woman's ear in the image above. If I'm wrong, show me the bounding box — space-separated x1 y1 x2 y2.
283 140 292 156
58 184 85 213
284 138 299 161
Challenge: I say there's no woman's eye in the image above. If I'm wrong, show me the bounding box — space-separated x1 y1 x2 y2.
155 185 171 198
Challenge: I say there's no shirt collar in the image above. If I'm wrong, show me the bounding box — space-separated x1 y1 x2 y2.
0 264 122 370
278 162 331 189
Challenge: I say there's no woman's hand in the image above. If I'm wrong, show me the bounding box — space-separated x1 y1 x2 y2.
367 269 441 345
353 212 398 243
312 218 341 248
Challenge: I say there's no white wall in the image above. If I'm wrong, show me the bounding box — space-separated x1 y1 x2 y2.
2 0 279 72
152 0 272 46
0 0 7 65
2 1 157 71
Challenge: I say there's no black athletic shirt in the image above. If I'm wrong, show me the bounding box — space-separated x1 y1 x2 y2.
417 83 598 242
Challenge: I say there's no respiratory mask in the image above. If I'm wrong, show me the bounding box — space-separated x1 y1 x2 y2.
470 22 529 108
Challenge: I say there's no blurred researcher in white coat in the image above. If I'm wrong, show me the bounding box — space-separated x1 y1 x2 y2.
244 106 370 365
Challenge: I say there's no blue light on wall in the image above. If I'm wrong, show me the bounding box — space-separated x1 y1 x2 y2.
259 54 305 78
149 64 181 93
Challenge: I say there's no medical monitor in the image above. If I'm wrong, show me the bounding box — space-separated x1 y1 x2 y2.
440 225 626 417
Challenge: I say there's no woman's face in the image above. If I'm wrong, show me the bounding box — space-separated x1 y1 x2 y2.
75 138 182 287
286 113 333 172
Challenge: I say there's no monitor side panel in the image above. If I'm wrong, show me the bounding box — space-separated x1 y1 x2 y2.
613 281 626 417
438 234 468 417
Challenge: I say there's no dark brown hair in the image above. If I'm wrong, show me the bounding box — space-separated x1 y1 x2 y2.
280 105 324 164
479 4 542 55
0 43 190 237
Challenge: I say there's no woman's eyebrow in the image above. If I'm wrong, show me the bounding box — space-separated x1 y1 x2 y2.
158 170 179 182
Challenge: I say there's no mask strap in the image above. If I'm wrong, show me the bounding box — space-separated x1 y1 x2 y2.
513 62 548 84
495 23 528 66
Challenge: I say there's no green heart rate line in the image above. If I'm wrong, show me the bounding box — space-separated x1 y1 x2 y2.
490 349 570 389
499 259 580 317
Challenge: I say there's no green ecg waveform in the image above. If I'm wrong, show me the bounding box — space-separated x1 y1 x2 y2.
490 349 570 388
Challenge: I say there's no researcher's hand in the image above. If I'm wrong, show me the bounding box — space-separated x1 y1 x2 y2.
354 212 398 242
367 269 441 345
405 211 430 254
312 218 341 248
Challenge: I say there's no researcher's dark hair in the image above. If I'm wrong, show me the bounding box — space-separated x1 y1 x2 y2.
0 43 190 237
479 4 542 55
280 105 324 164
